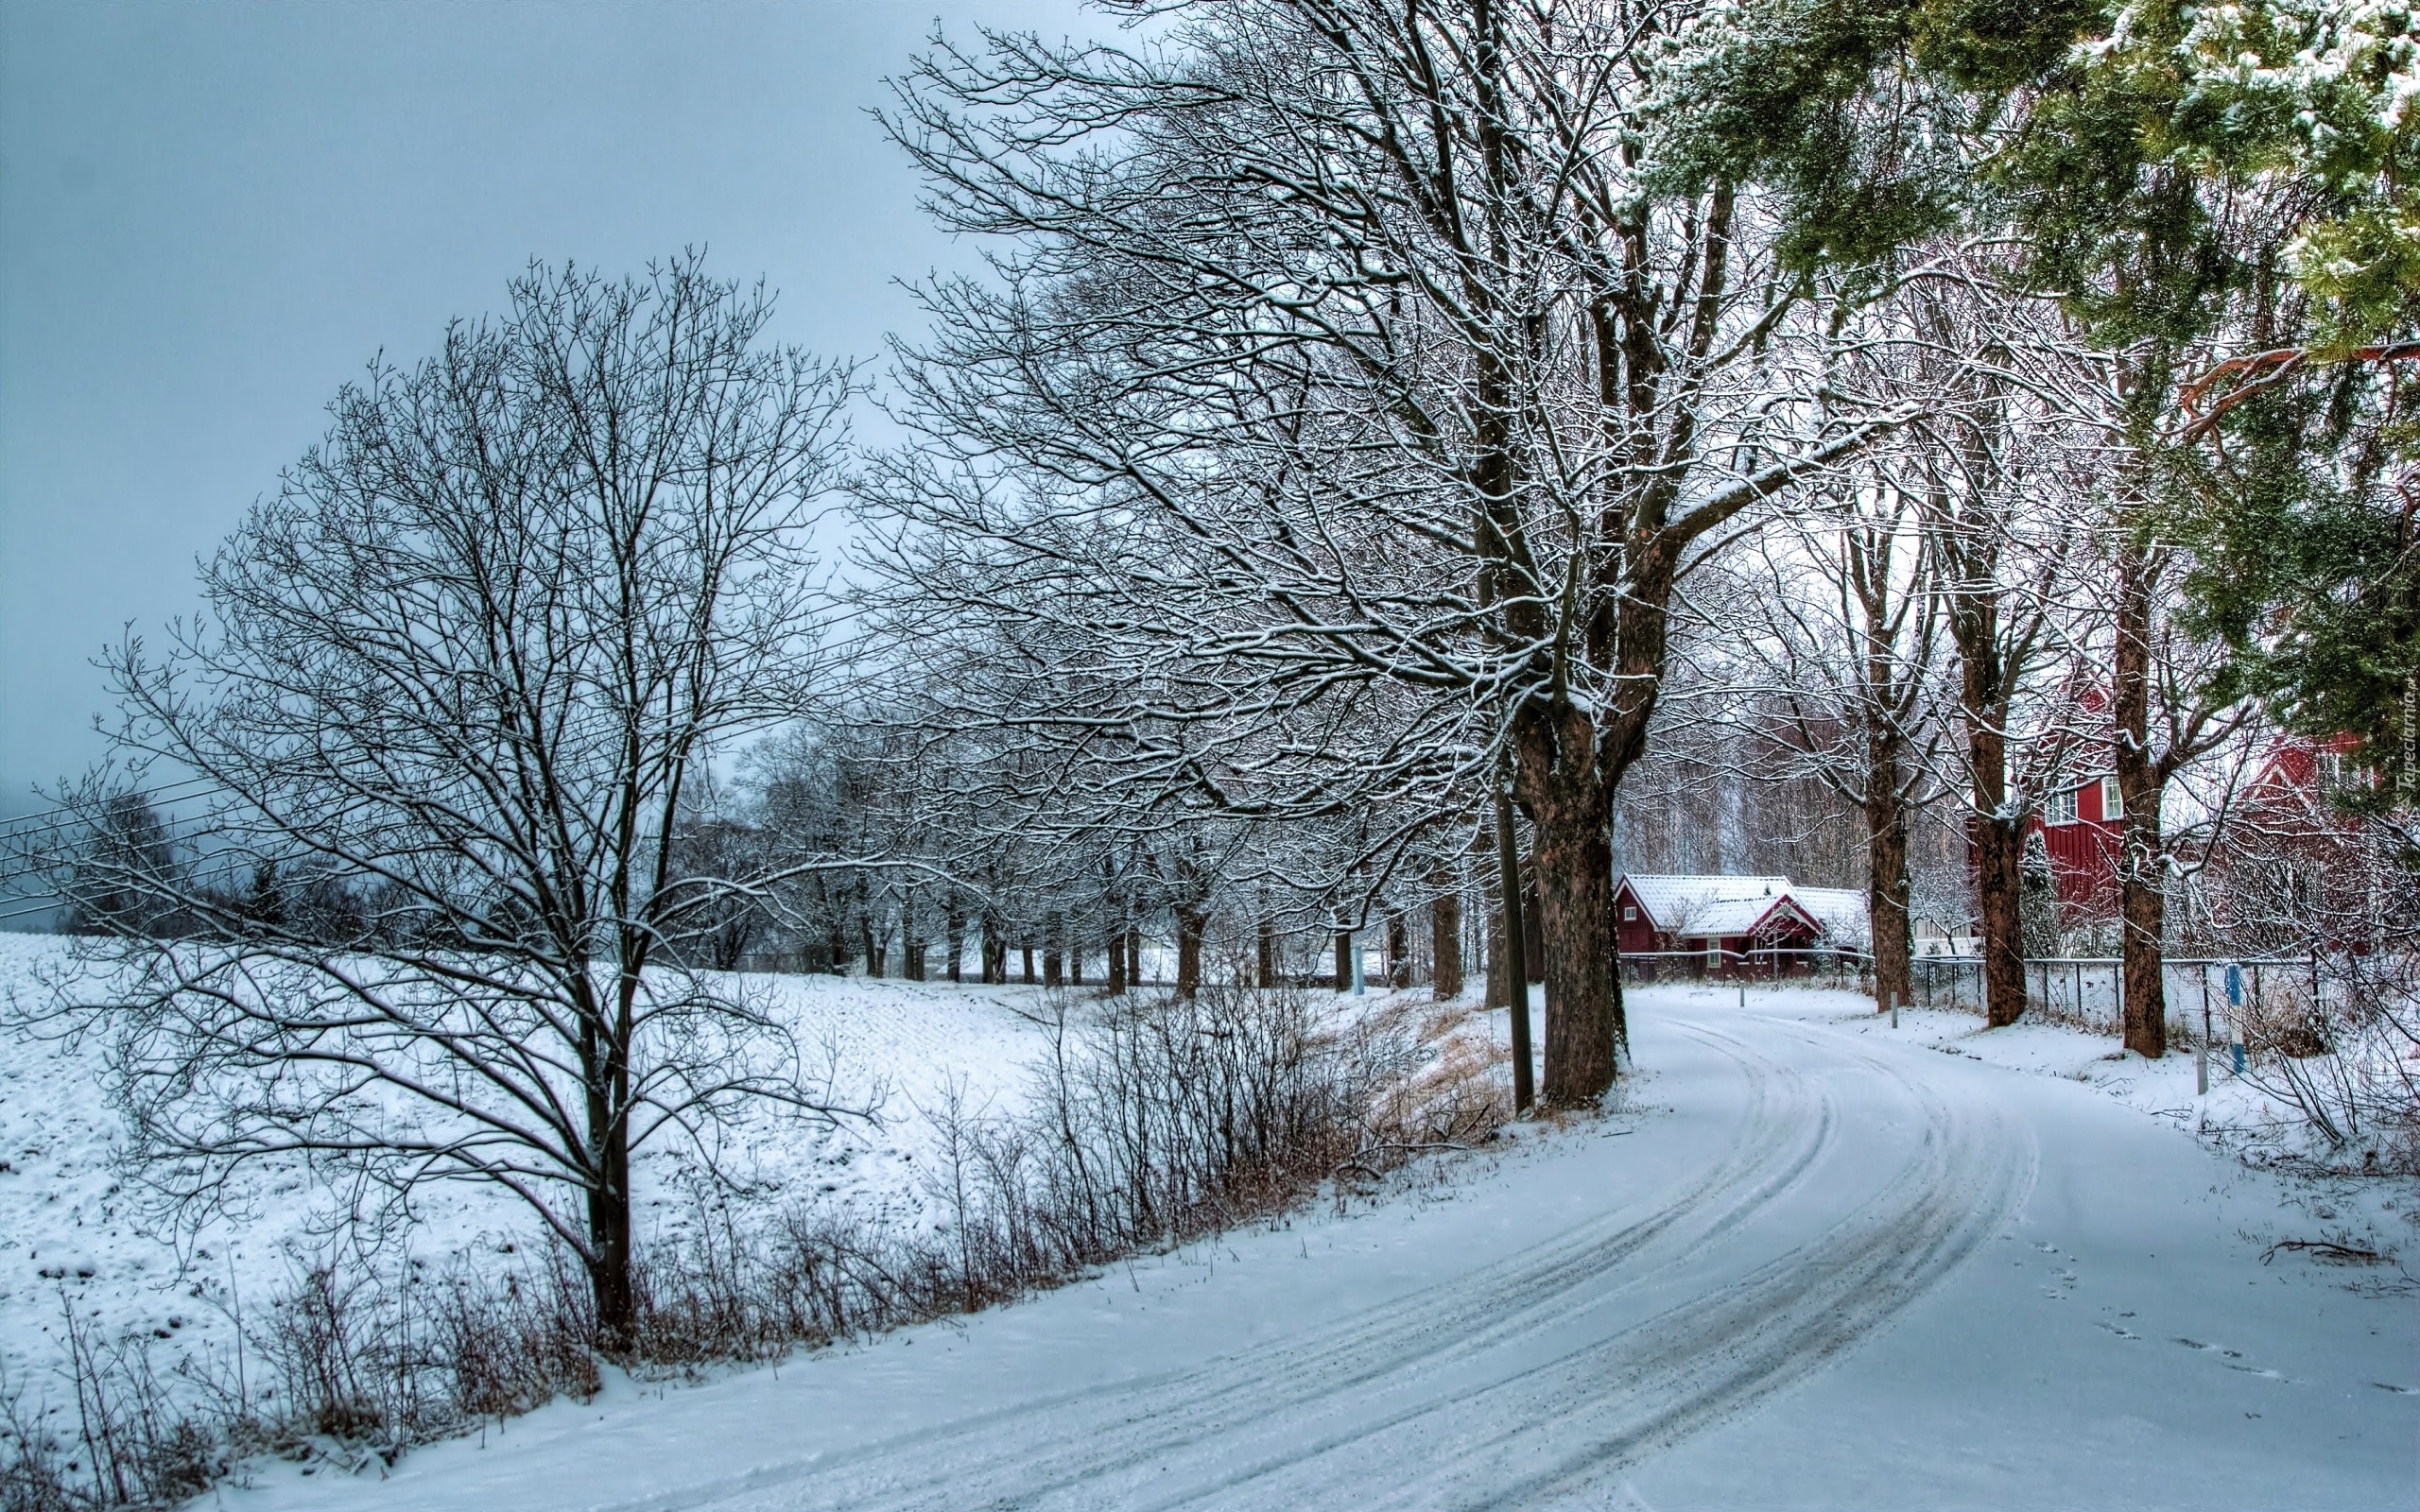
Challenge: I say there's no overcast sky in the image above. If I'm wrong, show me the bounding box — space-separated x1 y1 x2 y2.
0 0 1098 811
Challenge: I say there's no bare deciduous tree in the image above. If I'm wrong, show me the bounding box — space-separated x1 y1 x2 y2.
45 257 858 1351
1720 466 1943 1013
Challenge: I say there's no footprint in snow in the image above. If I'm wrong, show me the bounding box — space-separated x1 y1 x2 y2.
2177 1337 2291 1382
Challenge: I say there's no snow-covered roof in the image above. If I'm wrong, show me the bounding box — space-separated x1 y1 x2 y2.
1619 874 1795 938
1617 873 1870 946
1788 886 1872 948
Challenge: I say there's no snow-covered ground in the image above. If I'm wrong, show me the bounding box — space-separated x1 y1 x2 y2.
151 977 2410 1512
0 932 1060 1417
7 935 2414 1509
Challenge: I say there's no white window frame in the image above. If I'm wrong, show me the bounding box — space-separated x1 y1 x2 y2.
2100 774 2124 820
2045 785 2079 825
1623 905 1637 922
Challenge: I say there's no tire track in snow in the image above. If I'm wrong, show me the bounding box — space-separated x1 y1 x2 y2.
1425 1026 2032 1511
1039 1018 2028 1512
616 1007 2031 1512
595 1018 1820 1512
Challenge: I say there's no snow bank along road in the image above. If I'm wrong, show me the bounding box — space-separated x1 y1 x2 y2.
238 988 2417 1512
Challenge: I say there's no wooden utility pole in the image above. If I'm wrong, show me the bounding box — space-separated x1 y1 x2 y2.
1495 787 1535 1112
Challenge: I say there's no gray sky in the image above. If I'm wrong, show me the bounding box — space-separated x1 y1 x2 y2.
0 0 1095 811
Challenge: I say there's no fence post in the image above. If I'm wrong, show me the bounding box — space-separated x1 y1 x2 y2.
2197 966 2210 1097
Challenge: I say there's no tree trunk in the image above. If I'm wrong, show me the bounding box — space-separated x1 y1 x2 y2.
1947 573 2028 1027
585 1085 636 1353
1107 917 1128 994
1044 910 1064 988
1976 812 2027 1027
1021 944 1035 984
1864 730 1912 1015
2117 803 2167 1056
981 910 1006 984
1125 926 1140 989
1256 911 1277 988
901 890 925 982
586 1194 636 1356
1385 909 1410 988
1529 816 1614 1099
1521 879 1546 983
1333 924 1353 993
2112 541 2168 1057
1430 867 1463 1001
946 901 966 984
1174 905 1203 997
1518 706 1616 1106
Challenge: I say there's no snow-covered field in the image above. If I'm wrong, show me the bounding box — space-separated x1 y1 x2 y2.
0 931 1063 1420
7 934 2416 1509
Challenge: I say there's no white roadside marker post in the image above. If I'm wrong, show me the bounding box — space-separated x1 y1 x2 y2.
1350 932 1364 996
1890 988 1898 1029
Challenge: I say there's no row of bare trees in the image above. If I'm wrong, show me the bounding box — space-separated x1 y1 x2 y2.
844 0 2406 1091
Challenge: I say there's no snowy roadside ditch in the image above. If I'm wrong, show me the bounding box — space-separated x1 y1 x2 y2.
0 931 1507 1506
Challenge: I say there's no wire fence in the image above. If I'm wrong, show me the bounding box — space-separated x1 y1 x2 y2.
1909 954 2332 1043
1612 946 2329 1048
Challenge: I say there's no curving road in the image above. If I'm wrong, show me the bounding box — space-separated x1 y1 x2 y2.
250 991 2414 1512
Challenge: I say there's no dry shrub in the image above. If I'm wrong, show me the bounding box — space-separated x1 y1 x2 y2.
2240 951 2420 1166
0 1304 226 1512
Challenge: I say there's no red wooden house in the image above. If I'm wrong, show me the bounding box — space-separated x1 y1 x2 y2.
1613 874 1862 979
2241 732 2370 814
2026 730 2368 921
2201 732 2386 952
2031 769 2125 915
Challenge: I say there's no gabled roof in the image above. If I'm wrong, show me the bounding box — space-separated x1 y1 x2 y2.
1788 886 1872 948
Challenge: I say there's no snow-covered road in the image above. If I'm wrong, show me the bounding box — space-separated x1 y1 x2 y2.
233 989 2417 1511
